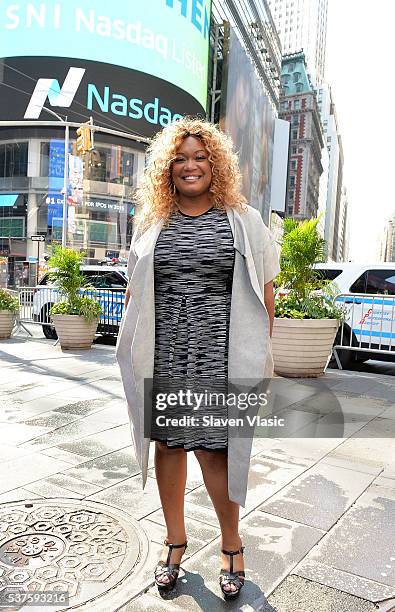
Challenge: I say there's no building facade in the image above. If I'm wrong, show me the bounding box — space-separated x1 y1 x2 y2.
211 0 281 112
378 213 395 262
267 0 329 86
336 185 350 261
210 0 283 222
317 83 346 261
279 52 324 219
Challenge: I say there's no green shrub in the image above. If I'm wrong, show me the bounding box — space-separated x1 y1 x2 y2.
0 288 19 313
275 217 346 321
50 295 102 323
48 246 102 322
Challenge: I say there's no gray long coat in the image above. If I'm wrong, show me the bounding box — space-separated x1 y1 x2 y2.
115 204 280 507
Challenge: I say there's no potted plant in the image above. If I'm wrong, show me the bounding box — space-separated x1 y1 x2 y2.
272 217 345 377
48 246 102 350
0 288 19 339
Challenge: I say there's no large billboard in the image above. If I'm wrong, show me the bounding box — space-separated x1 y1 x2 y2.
0 1 211 136
220 28 275 223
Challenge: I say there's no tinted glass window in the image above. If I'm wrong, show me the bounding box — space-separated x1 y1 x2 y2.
365 270 395 295
0 142 28 177
316 269 343 281
350 273 367 293
83 271 127 289
39 274 58 286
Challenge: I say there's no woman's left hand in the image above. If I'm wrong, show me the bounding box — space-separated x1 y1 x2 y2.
264 281 275 337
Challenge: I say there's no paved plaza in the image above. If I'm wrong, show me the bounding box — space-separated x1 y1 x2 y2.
0 335 394 611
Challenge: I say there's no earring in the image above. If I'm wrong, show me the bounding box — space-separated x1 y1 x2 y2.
171 183 176 195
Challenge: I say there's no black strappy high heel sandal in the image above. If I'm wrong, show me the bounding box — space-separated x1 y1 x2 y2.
154 539 188 593
219 545 245 600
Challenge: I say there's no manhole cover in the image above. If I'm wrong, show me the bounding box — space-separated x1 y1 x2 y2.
0 499 149 611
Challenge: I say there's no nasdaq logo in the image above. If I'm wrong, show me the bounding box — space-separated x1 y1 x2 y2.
24 67 85 119
86 84 183 126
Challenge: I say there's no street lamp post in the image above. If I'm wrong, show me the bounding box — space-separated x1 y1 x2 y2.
39 107 69 248
62 121 69 248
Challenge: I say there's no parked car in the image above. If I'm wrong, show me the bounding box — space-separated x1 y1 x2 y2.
32 266 128 339
314 263 395 367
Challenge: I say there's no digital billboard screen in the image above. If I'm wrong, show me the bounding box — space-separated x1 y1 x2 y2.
220 28 275 223
0 1 212 136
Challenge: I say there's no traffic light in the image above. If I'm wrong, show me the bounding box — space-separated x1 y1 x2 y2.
75 124 93 156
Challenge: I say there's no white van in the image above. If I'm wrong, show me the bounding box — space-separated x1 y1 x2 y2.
314 263 395 367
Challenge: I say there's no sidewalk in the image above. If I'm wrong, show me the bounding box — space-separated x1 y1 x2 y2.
0 336 394 611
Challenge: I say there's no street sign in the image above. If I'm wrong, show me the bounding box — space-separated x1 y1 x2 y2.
31 235 46 242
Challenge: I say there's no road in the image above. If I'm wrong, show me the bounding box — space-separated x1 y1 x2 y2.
328 359 395 376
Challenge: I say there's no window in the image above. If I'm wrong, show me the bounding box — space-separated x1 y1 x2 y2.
288 62 295 71
289 176 295 187
40 141 136 187
294 99 300 110
293 72 301 83
292 115 299 125
296 83 303 93
292 130 298 139
365 270 395 295
291 160 296 170
350 273 367 293
289 190 294 200
292 146 297 154
88 220 117 244
281 74 290 84
0 217 25 238
0 142 28 178
86 146 135 187
40 141 65 180
316 269 343 282
84 271 127 289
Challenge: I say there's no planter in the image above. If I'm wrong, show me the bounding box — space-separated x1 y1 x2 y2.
272 318 339 378
52 314 98 350
0 310 16 339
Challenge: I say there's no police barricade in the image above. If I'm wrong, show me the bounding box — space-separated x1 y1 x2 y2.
17 286 126 337
332 292 395 369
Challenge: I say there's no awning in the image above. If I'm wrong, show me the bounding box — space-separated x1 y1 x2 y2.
0 194 19 207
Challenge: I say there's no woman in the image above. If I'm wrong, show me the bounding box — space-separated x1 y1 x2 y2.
116 118 280 600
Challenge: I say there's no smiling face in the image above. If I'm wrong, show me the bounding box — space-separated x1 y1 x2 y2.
171 136 212 200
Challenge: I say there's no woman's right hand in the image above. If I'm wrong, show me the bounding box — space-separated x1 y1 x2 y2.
125 287 131 310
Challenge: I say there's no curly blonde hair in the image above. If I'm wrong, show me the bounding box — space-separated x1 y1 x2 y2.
134 117 247 231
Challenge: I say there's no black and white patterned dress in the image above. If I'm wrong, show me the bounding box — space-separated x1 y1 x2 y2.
150 206 235 451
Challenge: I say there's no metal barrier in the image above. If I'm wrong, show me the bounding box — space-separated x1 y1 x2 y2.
332 292 395 368
17 286 126 337
6 288 32 337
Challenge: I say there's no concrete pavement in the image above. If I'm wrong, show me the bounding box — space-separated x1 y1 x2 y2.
0 334 394 611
